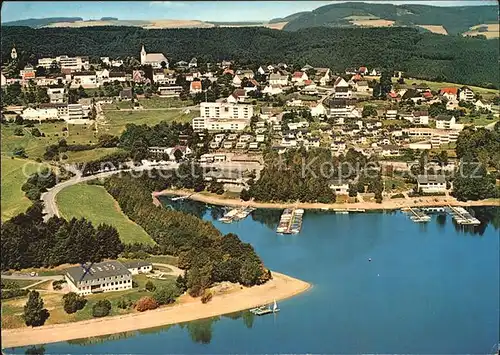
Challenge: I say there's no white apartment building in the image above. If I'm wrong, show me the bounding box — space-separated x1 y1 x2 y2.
47 87 65 103
458 87 475 102
158 86 183 97
59 56 90 72
67 104 84 120
65 261 133 296
194 102 253 132
71 72 98 88
269 73 288 86
22 107 59 121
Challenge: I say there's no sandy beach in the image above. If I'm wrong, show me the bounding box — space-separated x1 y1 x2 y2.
154 189 500 210
1 272 310 349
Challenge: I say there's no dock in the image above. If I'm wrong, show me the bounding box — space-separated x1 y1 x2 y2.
404 207 431 222
276 208 304 234
218 207 255 223
447 205 481 225
170 195 191 201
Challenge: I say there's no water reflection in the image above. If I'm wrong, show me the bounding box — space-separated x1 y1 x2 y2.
24 345 45 355
67 330 138 346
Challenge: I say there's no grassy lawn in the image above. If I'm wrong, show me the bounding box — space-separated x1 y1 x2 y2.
1 278 39 289
146 255 179 266
401 79 498 98
102 101 134 110
1 122 97 159
383 177 412 192
63 147 123 163
56 184 156 245
132 273 176 289
464 116 499 127
138 97 194 109
0 157 47 221
101 109 198 136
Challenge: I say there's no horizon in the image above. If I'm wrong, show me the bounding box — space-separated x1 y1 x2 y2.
1 0 498 23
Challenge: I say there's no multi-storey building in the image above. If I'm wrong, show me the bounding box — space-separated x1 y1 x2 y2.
65 261 133 296
193 101 253 132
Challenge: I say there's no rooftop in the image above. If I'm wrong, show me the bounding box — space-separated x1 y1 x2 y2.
65 260 131 283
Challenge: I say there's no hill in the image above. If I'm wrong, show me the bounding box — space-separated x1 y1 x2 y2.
1 26 498 88
281 2 499 35
268 11 309 24
1 17 83 28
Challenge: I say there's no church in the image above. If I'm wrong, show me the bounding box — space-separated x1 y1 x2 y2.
140 45 168 69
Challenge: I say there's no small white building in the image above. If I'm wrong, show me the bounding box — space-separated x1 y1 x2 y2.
329 181 349 194
122 261 153 275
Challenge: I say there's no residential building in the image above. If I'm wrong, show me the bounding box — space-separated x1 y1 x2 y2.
59 55 90 73
355 81 370 93
385 110 398 120
417 175 447 193
158 86 183 97
20 65 36 80
47 87 65 103
435 115 456 130
232 75 243 87
411 111 429 125
119 88 133 100
237 69 254 79
291 71 308 83
329 181 349 194
72 71 97 88
314 68 331 86
439 87 458 102
269 73 288 86
474 100 492 112
189 57 198 68
109 72 127 82
140 45 168 69
327 99 359 120
148 146 192 160
332 77 351 99
262 84 283 96
379 144 401 157
458 86 474 102
22 107 59 121
67 104 84 120
122 261 152 275
64 261 133 296
190 80 202 94
227 89 247 103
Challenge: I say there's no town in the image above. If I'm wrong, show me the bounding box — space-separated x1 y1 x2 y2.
2 43 498 203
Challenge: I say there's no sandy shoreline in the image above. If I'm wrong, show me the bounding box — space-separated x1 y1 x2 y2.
154 189 499 210
1 272 310 349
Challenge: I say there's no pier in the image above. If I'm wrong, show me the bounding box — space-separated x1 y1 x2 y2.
218 207 255 223
276 208 304 234
170 195 192 201
447 205 481 225
403 207 431 222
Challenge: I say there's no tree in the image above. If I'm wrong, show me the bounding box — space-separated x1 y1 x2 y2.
145 280 156 292
31 128 42 137
92 299 111 317
240 189 251 201
173 149 183 162
153 284 180 305
176 273 187 293
23 290 50 327
14 127 24 136
239 259 261 286
379 70 393 97
136 296 158 312
200 290 213 304
62 292 87 314
362 105 377 118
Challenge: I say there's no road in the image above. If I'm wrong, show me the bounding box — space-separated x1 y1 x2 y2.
1 274 63 281
42 161 262 220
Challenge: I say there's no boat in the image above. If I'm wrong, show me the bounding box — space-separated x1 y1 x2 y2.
250 300 280 316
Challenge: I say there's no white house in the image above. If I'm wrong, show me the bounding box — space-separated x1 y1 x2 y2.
140 45 168 69
411 111 429 125
22 107 59 121
440 88 458 102
333 77 351 99
417 175 446 193
232 74 242 87
458 86 474 102
122 261 153 275
190 81 202 94
291 71 308 83
0 73 6 87
314 68 331 86
310 103 327 117
72 71 97 88
269 73 288 86
329 181 349 194
435 115 456 130
474 100 492 112
263 84 283 96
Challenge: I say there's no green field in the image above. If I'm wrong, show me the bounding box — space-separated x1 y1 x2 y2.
63 147 123 163
1 158 47 221
1 122 97 159
138 97 194 109
401 79 499 99
101 109 198 136
56 184 156 245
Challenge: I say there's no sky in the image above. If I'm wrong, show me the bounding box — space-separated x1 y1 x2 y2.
1 0 498 23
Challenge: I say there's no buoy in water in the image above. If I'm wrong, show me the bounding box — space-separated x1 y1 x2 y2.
368 258 372 262
377 273 380 276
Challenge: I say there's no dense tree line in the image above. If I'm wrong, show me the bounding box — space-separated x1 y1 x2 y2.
246 147 376 203
1 202 124 270
104 173 271 294
1 26 498 88
21 168 57 201
452 124 500 201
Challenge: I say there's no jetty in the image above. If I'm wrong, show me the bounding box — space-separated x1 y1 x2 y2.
218 207 255 223
276 208 304 234
250 300 280 316
403 207 431 222
447 205 481 225
170 195 191 201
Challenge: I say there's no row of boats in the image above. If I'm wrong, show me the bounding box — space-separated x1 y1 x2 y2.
403 205 481 225
276 208 304 234
218 207 256 223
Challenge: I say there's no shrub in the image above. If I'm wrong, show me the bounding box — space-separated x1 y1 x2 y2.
92 300 112 317
22 290 50 326
117 298 133 309
52 280 65 290
201 290 213 304
62 292 87 314
135 296 158 312
145 280 156 292
152 285 180 305
1 288 29 299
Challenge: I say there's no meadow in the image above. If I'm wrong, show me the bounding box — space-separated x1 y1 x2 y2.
56 183 156 245
0 158 46 221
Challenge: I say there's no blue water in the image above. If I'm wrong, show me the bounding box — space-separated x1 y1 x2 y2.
8 206 500 354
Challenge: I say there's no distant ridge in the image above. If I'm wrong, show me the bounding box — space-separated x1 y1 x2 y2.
2 17 83 28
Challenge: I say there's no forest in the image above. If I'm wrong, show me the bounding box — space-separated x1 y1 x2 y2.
1 26 498 88
452 123 500 201
104 173 270 294
1 202 123 270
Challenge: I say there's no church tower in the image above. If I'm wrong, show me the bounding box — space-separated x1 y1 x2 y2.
140 45 147 65
11 46 17 60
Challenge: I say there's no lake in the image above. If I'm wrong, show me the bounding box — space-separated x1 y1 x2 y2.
8 203 500 354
